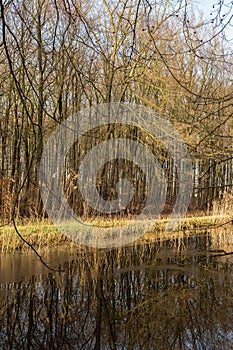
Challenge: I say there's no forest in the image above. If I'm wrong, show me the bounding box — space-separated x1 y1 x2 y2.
0 0 233 224
1 2 233 349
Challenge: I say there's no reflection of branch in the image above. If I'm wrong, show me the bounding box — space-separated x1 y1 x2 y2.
208 249 233 258
198 249 233 268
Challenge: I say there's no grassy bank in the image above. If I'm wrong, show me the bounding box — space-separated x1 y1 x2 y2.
0 221 67 253
0 214 231 253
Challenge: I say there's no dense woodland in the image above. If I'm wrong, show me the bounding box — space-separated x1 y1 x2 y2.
0 0 233 222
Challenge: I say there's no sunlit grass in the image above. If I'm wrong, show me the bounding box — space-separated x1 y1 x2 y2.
0 214 231 253
0 219 67 253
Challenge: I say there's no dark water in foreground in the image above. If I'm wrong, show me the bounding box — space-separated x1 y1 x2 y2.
0 231 233 349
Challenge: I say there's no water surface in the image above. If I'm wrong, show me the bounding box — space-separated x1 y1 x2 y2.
0 230 233 349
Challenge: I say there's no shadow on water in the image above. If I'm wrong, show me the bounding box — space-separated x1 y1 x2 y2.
0 230 233 349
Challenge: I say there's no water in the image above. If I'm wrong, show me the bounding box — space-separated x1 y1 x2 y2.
0 230 233 349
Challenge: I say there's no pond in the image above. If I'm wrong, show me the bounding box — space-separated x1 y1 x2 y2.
0 230 233 349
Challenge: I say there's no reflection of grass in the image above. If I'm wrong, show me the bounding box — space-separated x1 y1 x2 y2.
0 214 230 253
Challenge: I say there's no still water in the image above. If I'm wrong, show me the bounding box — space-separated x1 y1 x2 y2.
0 230 233 349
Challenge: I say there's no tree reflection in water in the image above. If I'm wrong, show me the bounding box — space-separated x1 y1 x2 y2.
0 232 233 349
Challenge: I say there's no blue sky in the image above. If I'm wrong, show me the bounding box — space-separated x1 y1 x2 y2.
196 0 233 40
197 0 215 14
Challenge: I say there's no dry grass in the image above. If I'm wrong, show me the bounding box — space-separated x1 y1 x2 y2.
212 190 233 219
0 219 69 253
0 213 230 253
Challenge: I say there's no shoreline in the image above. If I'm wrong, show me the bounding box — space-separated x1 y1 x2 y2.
0 214 232 253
